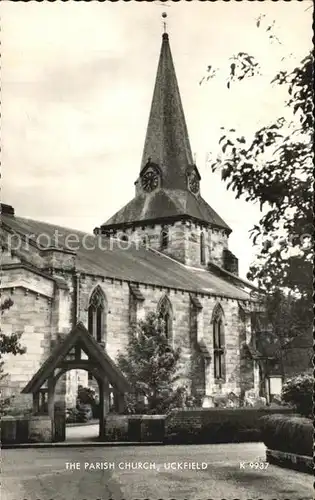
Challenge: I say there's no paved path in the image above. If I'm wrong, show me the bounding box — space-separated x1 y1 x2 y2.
66 423 99 441
2 443 313 500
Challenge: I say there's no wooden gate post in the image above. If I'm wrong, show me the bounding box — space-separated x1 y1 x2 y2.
99 377 110 439
47 376 55 441
32 392 40 414
114 391 125 414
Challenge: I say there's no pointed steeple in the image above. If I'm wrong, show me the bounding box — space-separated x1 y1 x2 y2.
140 32 194 190
97 28 231 235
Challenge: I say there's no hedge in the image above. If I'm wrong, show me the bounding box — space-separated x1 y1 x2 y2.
259 414 313 457
165 407 295 444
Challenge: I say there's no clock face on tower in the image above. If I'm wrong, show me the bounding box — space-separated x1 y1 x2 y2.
141 169 159 192
189 173 199 194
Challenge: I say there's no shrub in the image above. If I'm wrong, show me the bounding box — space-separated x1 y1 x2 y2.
66 407 80 423
66 408 78 424
76 385 99 419
76 404 92 422
259 414 313 457
281 372 313 417
77 385 96 406
66 405 92 423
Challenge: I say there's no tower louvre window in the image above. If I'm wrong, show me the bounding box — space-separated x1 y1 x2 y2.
160 227 169 250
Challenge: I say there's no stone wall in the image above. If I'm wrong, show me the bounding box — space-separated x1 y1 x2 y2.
189 305 206 401
210 228 229 267
50 284 73 340
1 242 257 412
28 415 52 443
1 267 55 298
99 220 229 269
104 414 165 442
1 415 52 444
78 275 131 361
0 286 52 411
41 248 76 271
0 262 75 412
72 274 256 399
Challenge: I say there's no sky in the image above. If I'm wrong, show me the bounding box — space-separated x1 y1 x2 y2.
1 0 313 278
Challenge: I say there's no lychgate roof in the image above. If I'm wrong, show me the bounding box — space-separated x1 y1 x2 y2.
21 322 132 394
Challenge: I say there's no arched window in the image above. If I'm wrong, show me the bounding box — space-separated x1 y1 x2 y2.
160 227 169 250
157 295 173 343
88 286 107 344
211 303 225 380
200 232 206 264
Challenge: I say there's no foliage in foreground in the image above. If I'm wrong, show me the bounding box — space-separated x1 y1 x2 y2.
281 372 313 417
207 48 313 301
259 413 313 457
251 289 313 377
117 312 196 414
201 18 313 378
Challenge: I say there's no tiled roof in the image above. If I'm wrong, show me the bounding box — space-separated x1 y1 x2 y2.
2 214 250 300
100 189 231 231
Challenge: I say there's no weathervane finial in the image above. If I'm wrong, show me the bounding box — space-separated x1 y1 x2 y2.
162 12 167 34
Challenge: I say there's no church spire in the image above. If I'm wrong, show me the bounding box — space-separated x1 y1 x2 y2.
98 25 231 236
140 26 194 190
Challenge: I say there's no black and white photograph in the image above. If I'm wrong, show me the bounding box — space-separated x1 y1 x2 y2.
0 1 313 499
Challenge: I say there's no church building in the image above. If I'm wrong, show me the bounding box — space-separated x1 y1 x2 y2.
0 31 261 413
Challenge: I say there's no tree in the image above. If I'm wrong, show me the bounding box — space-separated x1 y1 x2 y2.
281 372 313 417
203 21 313 303
202 17 313 370
0 298 26 414
117 312 193 414
252 289 312 378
